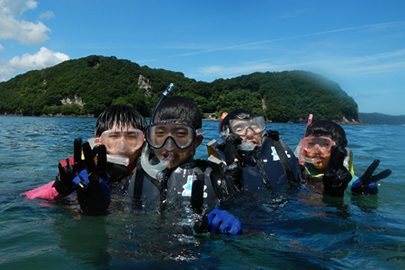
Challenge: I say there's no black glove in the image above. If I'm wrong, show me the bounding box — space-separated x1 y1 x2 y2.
224 134 243 189
351 159 391 195
224 134 242 165
53 138 85 195
323 146 352 197
74 142 111 216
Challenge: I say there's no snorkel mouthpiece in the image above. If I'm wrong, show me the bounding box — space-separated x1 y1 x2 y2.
141 143 172 179
106 154 130 167
237 141 255 151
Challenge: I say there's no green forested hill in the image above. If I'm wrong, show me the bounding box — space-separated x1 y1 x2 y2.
0 55 359 122
359 113 405 125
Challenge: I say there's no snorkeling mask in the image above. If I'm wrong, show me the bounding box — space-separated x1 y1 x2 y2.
97 128 144 154
145 123 204 150
219 116 266 151
297 136 335 164
229 116 266 137
301 136 335 153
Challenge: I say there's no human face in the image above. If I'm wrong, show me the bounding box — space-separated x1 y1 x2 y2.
302 136 335 171
95 124 144 167
229 116 266 148
147 123 203 169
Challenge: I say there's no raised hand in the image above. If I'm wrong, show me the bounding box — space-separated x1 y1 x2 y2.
74 142 111 216
224 134 242 165
351 159 392 195
323 146 352 197
53 138 85 195
223 134 243 189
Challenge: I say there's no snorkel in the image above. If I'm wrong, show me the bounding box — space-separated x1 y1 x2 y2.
141 83 175 179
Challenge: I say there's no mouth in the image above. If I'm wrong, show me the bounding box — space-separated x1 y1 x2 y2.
248 140 259 146
161 152 175 161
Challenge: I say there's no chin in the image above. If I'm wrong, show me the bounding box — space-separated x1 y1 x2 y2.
313 164 327 171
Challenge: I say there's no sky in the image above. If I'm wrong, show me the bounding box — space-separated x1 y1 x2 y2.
1 0 405 116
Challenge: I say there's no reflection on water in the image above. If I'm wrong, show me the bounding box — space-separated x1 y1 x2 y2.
1 116 405 269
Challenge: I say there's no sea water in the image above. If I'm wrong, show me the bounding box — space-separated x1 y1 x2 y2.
1 116 405 269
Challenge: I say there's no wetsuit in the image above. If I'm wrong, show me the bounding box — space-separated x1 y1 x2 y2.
301 162 358 188
210 132 302 191
127 158 238 215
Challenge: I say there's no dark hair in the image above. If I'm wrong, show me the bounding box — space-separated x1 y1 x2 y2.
305 120 347 148
219 109 256 132
153 96 202 129
95 104 147 136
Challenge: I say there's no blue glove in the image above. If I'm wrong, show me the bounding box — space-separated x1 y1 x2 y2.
207 209 242 235
351 159 391 195
74 142 111 216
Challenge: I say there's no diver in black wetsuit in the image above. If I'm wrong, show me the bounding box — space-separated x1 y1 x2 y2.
295 120 392 197
209 109 301 192
127 96 242 235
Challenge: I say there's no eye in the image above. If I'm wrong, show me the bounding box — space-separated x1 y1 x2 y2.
127 133 138 139
234 126 244 133
174 128 188 137
108 133 119 138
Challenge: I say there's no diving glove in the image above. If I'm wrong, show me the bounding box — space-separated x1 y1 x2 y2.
323 146 352 197
53 138 85 195
74 142 111 216
351 159 391 195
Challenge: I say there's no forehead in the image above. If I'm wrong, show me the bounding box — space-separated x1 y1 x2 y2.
154 118 189 125
109 122 135 130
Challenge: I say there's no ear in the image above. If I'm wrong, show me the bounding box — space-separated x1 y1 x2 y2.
194 135 204 148
94 137 101 145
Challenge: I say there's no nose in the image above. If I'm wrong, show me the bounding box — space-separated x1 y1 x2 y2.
245 128 255 138
313 144 322 153
118 139 128 152
163 136 176 151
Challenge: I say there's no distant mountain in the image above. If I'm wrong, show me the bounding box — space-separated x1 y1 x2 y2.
359 113 405 125
0 55 359 123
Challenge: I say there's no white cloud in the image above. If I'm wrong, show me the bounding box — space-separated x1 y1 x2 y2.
0 0 50 45
0 47 69 81
8 47 69 70
0 0 37 16
39 11 54 19
0 44 4 52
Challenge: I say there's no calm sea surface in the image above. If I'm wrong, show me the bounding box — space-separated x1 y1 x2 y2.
1 116 405 269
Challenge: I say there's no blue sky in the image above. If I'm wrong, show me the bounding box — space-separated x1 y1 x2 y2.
1 0 405 115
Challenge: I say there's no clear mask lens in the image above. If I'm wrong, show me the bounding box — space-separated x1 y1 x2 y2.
229 116 266 136
302 136 334 153
99 128 144 153
146 123 203 150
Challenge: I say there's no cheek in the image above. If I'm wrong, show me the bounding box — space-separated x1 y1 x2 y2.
154 149 163 158
305 151 315 158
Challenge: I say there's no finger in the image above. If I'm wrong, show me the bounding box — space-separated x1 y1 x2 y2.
73 138 82 165
327 146 345 171
82 141 96 173
370 169 392 182
67 157 75 167
97 144 107 175
362 159 380 182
